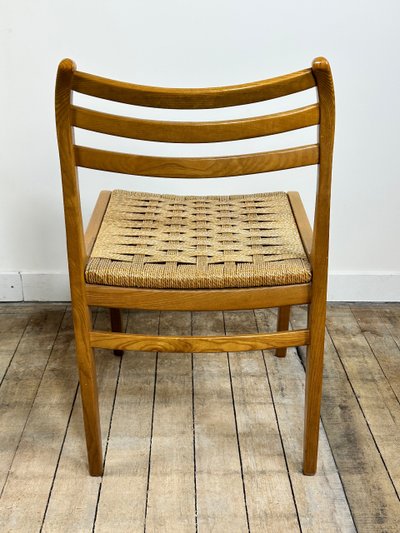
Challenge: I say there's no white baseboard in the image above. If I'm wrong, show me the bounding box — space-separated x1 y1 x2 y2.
0 273 24 302
0 271 399 302
20 273 71 301
327 272 400 302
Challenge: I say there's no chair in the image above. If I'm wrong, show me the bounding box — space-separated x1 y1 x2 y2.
55 57 335 476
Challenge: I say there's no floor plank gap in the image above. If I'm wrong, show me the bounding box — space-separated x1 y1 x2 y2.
0 307 67 500
143 314 160 533
40 384 79 532
1 303 400 532
191 313 199 533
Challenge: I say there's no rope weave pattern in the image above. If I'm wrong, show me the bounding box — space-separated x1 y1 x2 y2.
86 190 311 289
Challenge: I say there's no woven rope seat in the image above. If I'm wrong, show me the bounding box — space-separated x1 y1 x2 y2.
85 189 312 289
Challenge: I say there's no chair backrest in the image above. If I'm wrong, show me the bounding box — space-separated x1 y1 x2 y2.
55 58 335 283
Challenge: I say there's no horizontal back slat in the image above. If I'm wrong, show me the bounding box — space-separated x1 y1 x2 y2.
72 104 319 143
74 144 319 177
72 69 316 109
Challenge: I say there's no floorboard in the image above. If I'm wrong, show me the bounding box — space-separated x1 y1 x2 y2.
0 308 69 531
94 311 159 532
0 312 30 383
351 304 400 404
224 310 301 532
193 310 249 532
327 305 400 498
291 305 400 533
42 310 123 532
0 307 65 501
254 308 355 532
145 311 195 532
0 303 399 532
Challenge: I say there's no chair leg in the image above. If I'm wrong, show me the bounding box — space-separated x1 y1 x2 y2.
275 305 290 357
110 308 124 356
73 305 103 476
303 302 326 475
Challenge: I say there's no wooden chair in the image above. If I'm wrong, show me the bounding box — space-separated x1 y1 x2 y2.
55 57 335 476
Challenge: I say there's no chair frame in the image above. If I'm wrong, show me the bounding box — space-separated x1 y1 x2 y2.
55 57 335 476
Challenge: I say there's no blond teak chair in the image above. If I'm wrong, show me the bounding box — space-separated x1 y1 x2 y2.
55 57 335 476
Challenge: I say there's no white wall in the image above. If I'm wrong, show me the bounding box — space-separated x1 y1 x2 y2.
1 0 399 301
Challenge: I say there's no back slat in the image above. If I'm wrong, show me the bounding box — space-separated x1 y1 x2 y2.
72 104 319 143
72 69 316 109
74 144 319 177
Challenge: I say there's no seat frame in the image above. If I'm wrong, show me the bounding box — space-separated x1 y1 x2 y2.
55 57 335 476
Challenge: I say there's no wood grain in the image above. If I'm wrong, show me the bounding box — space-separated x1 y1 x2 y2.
1 303 400 531
254 307 356 532
41 310 123 533
0 309 74 531
288 191 313 259
291 305 400 532
0 303 65 315
56 58 103 475
0 308 65 495
72 104 319 142
351 304 400 403
94 311 159 531
0 313 29 382
84 191 111 256
326 304 400 497
224 310 300 531
85 283 311 311
192 311 249 531
303 57 335 475
379 304 400 350
57 56 334 476
89 329 310 353
145 311 195 531
75 144 319 178
72 68 316 108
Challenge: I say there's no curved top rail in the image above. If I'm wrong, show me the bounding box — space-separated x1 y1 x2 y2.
72 68 316 109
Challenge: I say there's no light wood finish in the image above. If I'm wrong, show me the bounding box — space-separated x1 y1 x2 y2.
86 195 124 357
90 328 310 353
56 59 102 476
72 68 316 108
75 144 319 178
0 310 75 531
275 190 314 358
72 104 319 142
291 304 400 532
94 311 159 531
351 304 400 403
223 310 300 531
288 191 313 258
275 305 291 357
9 304 400 530
55 57 335 475
86 283 311 310
302 57 335 475
0 308 65 495
244 308 356 531
41 310 122 532
192 310 249 530
84 190 110 256
327 305 400 496
145 311 195 531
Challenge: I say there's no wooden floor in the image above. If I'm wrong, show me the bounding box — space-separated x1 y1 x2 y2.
0 304 399 532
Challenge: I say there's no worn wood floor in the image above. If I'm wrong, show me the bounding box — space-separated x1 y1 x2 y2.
0 303 399 532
